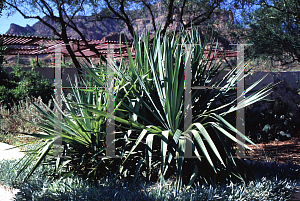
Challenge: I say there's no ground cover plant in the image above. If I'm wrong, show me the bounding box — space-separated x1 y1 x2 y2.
5 25 276 197
0 148 299 200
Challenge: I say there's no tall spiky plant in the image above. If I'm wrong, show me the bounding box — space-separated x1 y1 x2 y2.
11 25 274 193
80 25 274 191
11 65 130 186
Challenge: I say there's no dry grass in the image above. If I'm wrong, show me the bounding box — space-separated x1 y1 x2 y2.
0 96 54 147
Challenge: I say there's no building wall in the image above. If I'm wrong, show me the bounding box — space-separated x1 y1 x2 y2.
4 67 300 117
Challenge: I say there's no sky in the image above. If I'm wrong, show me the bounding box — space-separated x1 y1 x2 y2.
0 10 39 34
0 1 260 35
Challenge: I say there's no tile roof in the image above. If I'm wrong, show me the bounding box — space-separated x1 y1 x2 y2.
0 34 237 60
0 34 135 58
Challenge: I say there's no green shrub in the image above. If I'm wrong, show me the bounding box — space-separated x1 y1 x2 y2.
0 55 54 110
246 99 298 143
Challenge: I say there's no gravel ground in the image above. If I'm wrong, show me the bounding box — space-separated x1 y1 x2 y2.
0 143 25 161
0 142 24 201
0 185 20 201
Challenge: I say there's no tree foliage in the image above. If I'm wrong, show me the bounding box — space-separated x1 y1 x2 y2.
242 0 300 66
0 0 4 17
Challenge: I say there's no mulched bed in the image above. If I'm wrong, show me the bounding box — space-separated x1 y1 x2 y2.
244 137 300 165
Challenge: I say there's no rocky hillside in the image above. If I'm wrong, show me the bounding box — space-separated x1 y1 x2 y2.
5 16 128 40
5 24 36 36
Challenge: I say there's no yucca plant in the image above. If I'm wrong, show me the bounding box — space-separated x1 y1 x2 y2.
78 25 274 191
10 65 130 186
11 25 274 193
11 50 158 188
